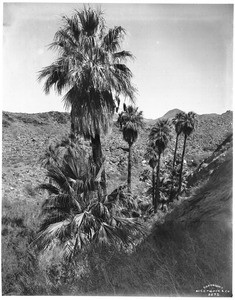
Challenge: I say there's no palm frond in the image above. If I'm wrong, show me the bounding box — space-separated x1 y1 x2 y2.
33 219 71 251
102 26 126 52
38 183 60 195
77 7 102 36
113 50 134 62
41 194 72 211
46 165 71 193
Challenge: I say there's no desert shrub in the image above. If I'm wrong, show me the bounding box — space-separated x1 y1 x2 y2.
203 145 214 152
24 183 37 197
3 119 11 127
139 168 151 182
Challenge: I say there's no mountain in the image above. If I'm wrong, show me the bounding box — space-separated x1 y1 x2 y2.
160 108 184 119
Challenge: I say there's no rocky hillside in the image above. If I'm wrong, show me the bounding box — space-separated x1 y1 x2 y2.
2 109 232 226
2 109 232 190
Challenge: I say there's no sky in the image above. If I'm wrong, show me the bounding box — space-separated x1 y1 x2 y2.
2 2 233 119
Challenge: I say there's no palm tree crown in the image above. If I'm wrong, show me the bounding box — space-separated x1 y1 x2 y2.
145 143 158 169
149 119 171 154
181 111 196 137
173 112 186 135
38 7 136 139
118 105 144 146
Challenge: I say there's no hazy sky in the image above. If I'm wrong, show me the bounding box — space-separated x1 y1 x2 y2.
3 3 233 118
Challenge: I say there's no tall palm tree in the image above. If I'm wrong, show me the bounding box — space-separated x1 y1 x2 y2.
149 119 171 212
172 112 186 168
33 147 144 261
117 105 143 192
167 111 186 202
38 7 136 197
145 143 158 208
178 111 196 194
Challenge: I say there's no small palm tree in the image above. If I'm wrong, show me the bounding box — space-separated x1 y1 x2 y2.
117 105 144 192
38 7 136 197
178 111 196 194
33 147 144 261
145 143 158 208
149 119 171 212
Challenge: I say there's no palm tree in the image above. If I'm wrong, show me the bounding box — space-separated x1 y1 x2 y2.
149 119 171 212
172 112 185 168
117 105 144 192
33 147 144 261
167 111 186 202
38 7 136 197
178 111 196 194
145 143 158 208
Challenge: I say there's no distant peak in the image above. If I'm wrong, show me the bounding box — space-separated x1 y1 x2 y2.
161 108 184 119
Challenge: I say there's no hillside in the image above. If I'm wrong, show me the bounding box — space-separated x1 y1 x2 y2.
2 109 232 209
2 109 233 295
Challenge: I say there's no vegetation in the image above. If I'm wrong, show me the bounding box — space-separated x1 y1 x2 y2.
2 5 232 297
33 138 145 260
2 105 232 296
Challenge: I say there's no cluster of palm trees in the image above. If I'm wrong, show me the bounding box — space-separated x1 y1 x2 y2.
36 7 196 257
145 112 196 212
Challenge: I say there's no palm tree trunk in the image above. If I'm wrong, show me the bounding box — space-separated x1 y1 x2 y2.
127 143 132 193
155 154 161 212
178 134 187 194
91 134 107 197
173 134 179 168
152 167 155 208
169 134 179 201
70 111 75 137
